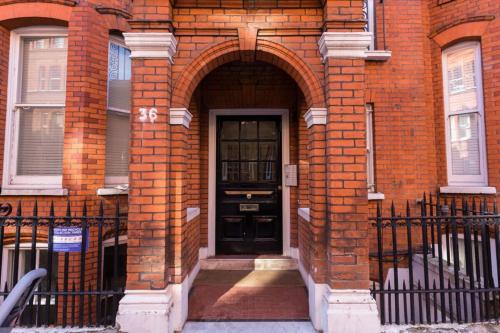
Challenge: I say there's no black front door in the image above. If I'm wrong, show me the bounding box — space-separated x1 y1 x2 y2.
216 116 283 255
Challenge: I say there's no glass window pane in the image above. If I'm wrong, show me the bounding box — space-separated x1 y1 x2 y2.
220 121 239 140
450 113 480 175
17 107 64 176
259 142 277 161
259 162 276 181
259 121 277 139
240 162 258 182
21 37 67 104
108 42 131 111
106 111 130 178
220 142 239 160
240 120 257 139
240 142 258 161
221 162 239 181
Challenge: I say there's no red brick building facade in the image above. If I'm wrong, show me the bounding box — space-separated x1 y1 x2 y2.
0 0 499 332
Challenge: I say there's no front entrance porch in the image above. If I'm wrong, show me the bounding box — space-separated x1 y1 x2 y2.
188 266 308 320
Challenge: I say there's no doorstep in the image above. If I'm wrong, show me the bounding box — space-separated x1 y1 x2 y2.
182 321 318 333
200 255 298 270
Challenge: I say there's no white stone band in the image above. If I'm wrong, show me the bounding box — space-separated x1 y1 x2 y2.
169 108 193 128
318 32 373 61
123 32 177 61
304 108 327 128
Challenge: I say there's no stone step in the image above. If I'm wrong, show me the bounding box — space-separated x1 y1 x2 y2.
200 256 298 270
181 321 317 333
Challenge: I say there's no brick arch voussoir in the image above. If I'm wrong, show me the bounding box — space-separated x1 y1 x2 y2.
171 39 325 109
256 40 325 108
171 40 240 108
0 2 72 23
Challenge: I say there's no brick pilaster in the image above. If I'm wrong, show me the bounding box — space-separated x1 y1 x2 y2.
305 110 328 284
64 4 108 199
168 108 192 284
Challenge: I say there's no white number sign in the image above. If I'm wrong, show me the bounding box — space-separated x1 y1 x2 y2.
139 108 158 123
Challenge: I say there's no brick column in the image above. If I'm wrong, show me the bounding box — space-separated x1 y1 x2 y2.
318 32 381 333
116 32 177 333
303 108 328 328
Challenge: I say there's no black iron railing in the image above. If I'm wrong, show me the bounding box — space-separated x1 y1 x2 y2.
370 194 500 325
0 201 126 328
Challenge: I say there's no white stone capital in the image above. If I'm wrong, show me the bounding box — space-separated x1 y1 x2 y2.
116 287 174 333
318 32 373 61
322 289 380 333
123 32 177 62
304 108 327 128
169 108 193 128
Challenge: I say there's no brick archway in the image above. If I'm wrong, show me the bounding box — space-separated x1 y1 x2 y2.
171 39 325 109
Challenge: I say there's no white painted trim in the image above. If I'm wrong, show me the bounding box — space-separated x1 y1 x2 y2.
298 207 310 222
97 187 128 196
116 287 174 333
208 109 291 257
322 288 381 333
297 255 327 330
199 247 208 260
440 186 496 194
169 108 192 128
3 26 68 191
123 33 177 62
318 32 372 61
171 259 201 332
442 41 488 187
368 192 385 200
366 0 376 50
1 188 68 196
304 108 327 128
366 50 392 61
187 207 200 222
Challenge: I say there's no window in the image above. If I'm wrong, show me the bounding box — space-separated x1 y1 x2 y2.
366 103 375 192
3 27 67 190
0 244 59 324
363 0 375 50
105 38 131 186
442 42 487 186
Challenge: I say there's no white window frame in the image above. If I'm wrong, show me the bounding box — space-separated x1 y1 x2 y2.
105 36 130 187
366 103 375 193
442 41 488 187
0 243 56 305
2 26 68 191
366 0 375 50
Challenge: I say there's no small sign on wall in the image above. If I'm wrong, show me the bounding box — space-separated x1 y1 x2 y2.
284 164 298 187
53 227 89 252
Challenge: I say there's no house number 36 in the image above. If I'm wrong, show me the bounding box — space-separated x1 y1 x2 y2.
139 108 158 123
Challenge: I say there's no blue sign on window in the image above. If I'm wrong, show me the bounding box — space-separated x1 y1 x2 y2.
53 227 89 252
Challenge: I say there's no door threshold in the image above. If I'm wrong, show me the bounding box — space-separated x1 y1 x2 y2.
200 256 298 270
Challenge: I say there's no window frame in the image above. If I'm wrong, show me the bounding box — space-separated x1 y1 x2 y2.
105 36 130 187
3 26 68 191
366 103 375 193
442 41 488 187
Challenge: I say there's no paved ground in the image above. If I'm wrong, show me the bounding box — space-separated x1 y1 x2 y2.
182 321 317 333
187 270 309 320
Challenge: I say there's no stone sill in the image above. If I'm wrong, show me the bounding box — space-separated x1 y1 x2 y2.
1 188 68 196
368 192 385 200
366 50 392 61
97 188 128 196
298 207 310 222
440 186 497 195
187 207 200 222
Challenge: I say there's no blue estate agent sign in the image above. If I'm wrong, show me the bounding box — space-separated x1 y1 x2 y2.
53 227 89 252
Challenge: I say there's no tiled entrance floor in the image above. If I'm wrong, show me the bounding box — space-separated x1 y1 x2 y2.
188 270 309 320
182 321 317 333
